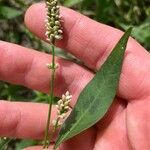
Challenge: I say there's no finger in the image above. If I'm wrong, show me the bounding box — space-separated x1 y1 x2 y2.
25 3 124 69
94 110 130 150
59 128 96 150
23 128 96 150
0 101 96 149
0 40 93 105
0 100 57 139
94 98 129 149
127 98 150 149
23 145 53 150
96 97 126 128
25 3 150 100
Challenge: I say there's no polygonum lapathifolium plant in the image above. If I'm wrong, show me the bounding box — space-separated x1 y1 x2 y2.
43 0 132 150
43 0 71 149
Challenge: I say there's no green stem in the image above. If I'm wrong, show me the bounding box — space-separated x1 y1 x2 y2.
43 42 56 149
48 117 60 150
54 118 60 131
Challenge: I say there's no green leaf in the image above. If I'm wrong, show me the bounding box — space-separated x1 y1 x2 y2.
55 28 132 149
0 6 22 19
64 0 83 7
15 140 36 150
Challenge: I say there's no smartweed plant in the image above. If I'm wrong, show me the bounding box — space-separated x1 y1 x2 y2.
43 0 72 149
43 0 132 149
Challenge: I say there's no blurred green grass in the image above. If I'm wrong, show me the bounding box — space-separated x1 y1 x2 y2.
0 0 150 149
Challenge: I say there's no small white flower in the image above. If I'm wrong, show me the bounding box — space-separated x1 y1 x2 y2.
52 119 57 126
46 63 59 69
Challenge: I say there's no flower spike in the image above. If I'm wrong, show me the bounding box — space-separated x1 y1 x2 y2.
45 0 63 43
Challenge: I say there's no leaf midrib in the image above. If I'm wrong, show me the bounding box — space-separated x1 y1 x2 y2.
58 72 116 143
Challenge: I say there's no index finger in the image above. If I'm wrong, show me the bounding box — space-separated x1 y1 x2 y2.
25 3 150 100
25 3 124 69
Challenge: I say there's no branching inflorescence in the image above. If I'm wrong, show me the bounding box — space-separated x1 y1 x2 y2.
43 0 71 149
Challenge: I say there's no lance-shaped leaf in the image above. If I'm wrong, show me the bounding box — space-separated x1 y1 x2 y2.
55 28 132 149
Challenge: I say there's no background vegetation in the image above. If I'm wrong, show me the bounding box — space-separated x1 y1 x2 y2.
0 0 150 149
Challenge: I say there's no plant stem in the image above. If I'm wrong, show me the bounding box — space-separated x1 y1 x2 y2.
43 41 56 149
47 117 60 150
0 138 12 149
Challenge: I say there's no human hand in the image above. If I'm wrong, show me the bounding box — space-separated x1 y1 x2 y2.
0 3 150 150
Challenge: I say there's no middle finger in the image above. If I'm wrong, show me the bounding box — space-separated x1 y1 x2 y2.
0 40 94 106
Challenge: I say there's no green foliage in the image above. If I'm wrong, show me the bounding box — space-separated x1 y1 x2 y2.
55 28 132 148
0 83 34 101
15 140 37 150
63 0 83 7
120 20 150 50
62 0 150 50
0 0 41 48
0 138 12 150
0 6 22 19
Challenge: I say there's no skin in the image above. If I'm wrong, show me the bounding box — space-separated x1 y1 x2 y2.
0 3 150 150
